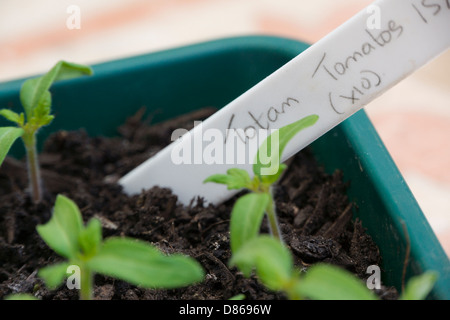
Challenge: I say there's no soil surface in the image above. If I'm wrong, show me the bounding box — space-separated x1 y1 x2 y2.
0 108 398 300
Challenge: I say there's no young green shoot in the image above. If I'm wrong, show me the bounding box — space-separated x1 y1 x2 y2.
0 61 93 203
204 114 319 245
37 195 204 300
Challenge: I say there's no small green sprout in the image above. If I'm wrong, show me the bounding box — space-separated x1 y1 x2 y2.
37 195 204 300
0 61 93 203
204 114 319 245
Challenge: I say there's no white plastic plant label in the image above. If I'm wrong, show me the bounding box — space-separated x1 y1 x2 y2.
120 0 450 205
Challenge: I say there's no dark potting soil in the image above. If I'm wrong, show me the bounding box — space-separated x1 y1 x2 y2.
0 108 398 300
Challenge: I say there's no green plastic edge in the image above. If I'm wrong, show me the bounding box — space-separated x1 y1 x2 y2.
341 111 449 299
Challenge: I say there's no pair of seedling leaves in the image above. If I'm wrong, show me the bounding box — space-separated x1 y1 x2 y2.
37 194 204 300
204 115 437 300
6 194 204 301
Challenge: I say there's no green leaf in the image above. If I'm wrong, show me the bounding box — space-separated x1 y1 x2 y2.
87 237 204 289
4 294 40 300
78 218 102 258
227 168 252 184
36 194 84 259
20 78 39 121
253 114 319 179
33 90 52 122
20 60 93 121
37 115 55 127
230 236 293 291
38 262 72 290
204 168 252 190
0 109 22 125
229 294 246 300
400 271 438 300
261 163 287 185
230 193 270 253
0 127 24 167
203 174 238 189
295 264 378 300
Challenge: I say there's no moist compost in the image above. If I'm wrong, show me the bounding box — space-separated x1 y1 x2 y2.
0 107 398 300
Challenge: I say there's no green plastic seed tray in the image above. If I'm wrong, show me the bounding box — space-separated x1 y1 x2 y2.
1 36 448 299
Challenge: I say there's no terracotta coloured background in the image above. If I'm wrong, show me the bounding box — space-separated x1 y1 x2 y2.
1 0 449 256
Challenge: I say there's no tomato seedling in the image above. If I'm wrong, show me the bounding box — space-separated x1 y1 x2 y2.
0 61 92 203
204 114 319 251
37 194 204 300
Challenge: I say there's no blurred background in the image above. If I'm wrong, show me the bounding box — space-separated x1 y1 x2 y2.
1 0 449 256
